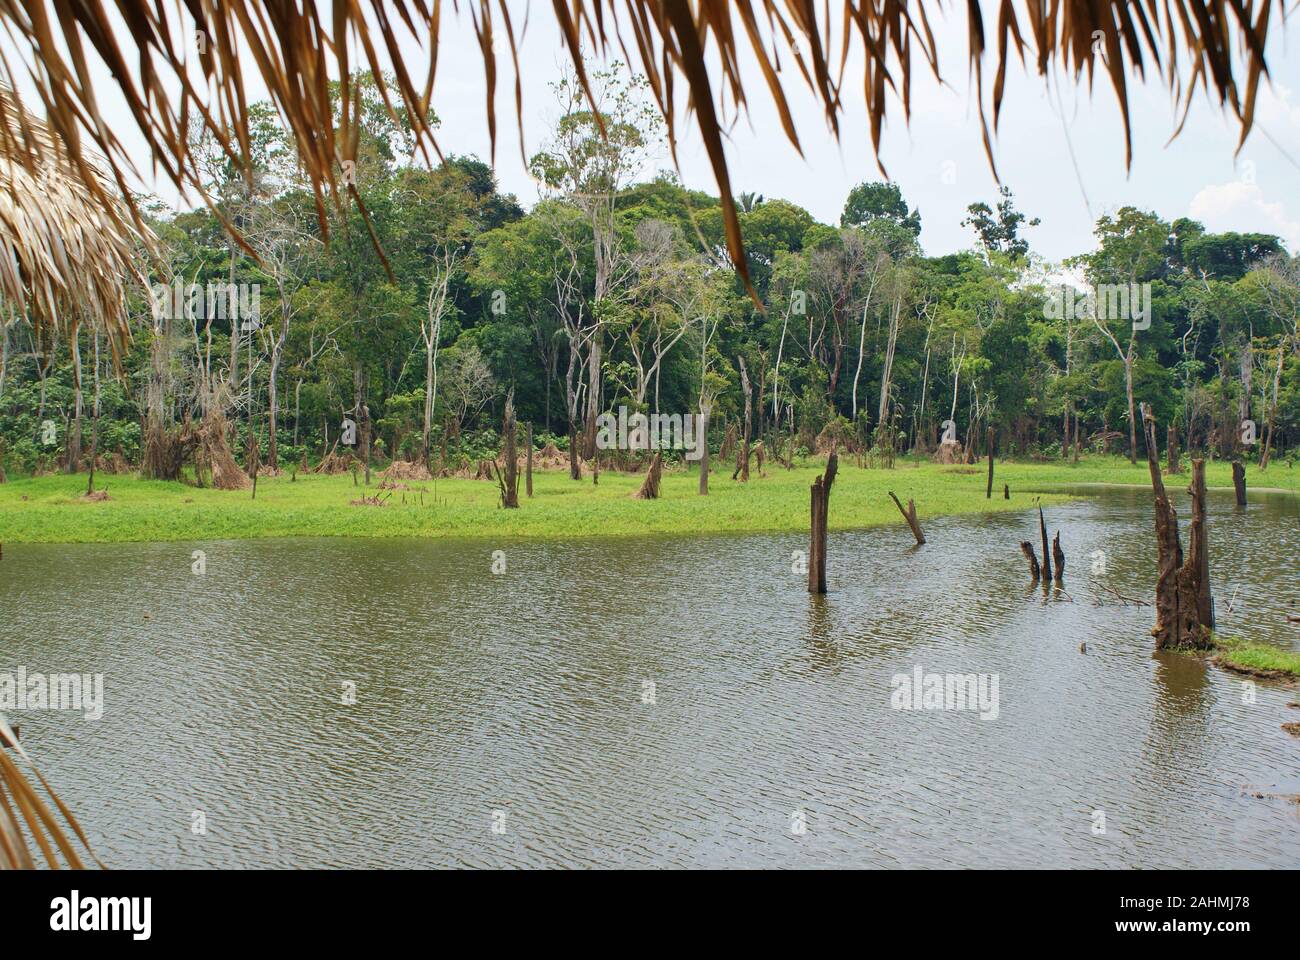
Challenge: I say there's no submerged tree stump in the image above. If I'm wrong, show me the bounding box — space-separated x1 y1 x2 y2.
808 450 838 594
1038 506 1052 582
1052 531 1065 583
1019 542 1040 580
887 491 926 545
1232 460 1246 506
1143 408 1214 649
632 452 663 499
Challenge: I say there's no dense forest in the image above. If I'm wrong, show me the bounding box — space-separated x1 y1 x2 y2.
1 69 1296 484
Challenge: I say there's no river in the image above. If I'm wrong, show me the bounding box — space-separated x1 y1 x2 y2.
1 485 1297 867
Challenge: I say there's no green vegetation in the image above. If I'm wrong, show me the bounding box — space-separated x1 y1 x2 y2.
1212 635 1300 680
1 456 1294 545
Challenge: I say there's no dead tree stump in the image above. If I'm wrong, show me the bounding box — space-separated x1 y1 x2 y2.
1052 531 1065 583
1019 542 1041 580
1232 460 1246 506
887 491 926 545
808 450 838 594
1003 483 1009 500
632 451 663 499
1038 506 1052 582
1166 424 1180 474
1143 408 1214 649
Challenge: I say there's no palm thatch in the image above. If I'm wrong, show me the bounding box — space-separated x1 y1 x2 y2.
0 85 152 353
0 2 1277 297
0 713 101 869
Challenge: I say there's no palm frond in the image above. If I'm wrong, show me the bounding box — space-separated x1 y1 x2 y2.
0 712 101 870
0 2 1278 300
0 85 152 354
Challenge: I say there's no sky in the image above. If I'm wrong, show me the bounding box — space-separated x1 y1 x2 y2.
7 5 1298 263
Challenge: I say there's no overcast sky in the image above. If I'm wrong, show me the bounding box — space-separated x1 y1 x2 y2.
10 6 1298 262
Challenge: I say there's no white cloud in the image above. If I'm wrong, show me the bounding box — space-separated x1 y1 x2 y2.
1188 182 1300 253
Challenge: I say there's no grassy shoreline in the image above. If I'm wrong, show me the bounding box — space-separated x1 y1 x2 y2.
0 455 1295 545
1211 635 1300 682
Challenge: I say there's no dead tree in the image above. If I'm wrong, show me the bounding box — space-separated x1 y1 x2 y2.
985 426 994 498
1052 531 1065 583
498 391 519 508
632 451 663 499
525 421 534 498
732 356 752 482
1232 460 1246 507
808 450 839 594
1143 407 1214 649
887 491 926 545
1019 542 1041 580
1166 424 1180 474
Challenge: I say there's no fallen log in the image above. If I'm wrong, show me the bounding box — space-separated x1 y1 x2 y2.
887 491 926 545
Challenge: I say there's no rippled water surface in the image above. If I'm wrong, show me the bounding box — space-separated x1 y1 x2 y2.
1 485 1297 868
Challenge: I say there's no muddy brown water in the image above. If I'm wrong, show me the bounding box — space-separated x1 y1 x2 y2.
0 485 1297 868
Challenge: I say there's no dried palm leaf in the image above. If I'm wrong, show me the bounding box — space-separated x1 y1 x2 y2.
0 2 1277 299
0 85 152 356
0 712 102 870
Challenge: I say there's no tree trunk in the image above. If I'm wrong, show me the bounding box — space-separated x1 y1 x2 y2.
1143 406 1213 649
525 421 534 498
985 426 994 498
1232 461 1246 507
1166 424 1179 474
808 451 839 593
1052 531 1065 583
500 392 519 508
698 411 710 495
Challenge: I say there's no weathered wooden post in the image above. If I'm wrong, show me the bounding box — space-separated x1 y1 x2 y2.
525 421 534 498
985 426 994 498
1232 460 1246 506
808 450 838 593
